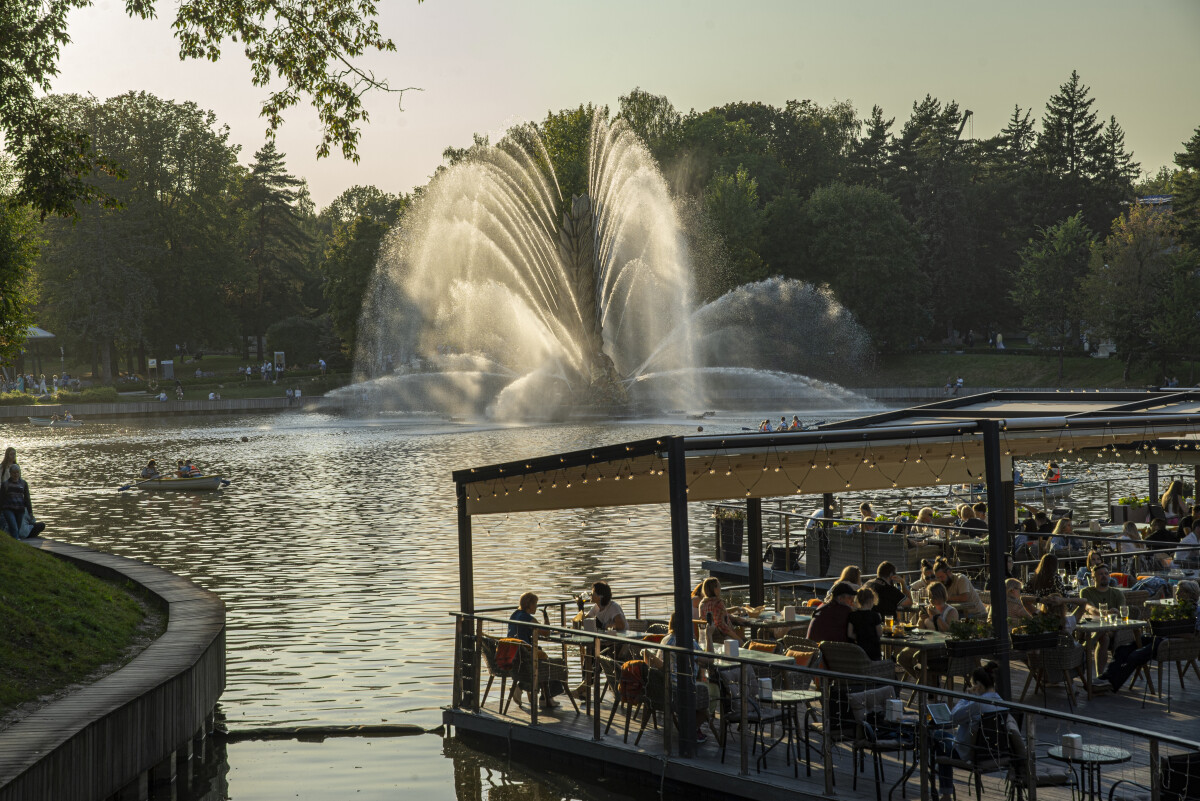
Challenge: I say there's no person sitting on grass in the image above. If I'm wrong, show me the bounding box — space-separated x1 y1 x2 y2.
1 465 43 539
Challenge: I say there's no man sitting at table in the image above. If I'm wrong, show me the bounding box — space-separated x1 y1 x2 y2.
1080 563 1125 673
934 559 985 617
1094 581 1200 693
866 561 910 619
807 581 856 642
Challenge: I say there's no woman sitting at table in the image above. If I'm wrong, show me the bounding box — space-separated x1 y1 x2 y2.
698 577 743 645
1048 518 1081 553
909 559 938 599
1075 549 1104 588
897 582 959 683
646 611 717 743
579 581 628 632
933 662 1012 801
911 506 938 538
824 565 861 601
1022 553 1066 601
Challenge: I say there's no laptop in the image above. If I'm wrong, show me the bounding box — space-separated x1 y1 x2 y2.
926 702 953 726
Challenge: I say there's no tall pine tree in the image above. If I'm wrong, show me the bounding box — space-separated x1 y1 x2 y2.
1038 70 1103 178
1174 126 1200 253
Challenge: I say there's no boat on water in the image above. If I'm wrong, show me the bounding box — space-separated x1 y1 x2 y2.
946 476 1078 504
28 417 83 428
137 475 225 491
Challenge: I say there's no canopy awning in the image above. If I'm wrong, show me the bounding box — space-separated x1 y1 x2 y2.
454 391 1200 516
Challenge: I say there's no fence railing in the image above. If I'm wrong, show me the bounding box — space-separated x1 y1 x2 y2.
452 611 1200 801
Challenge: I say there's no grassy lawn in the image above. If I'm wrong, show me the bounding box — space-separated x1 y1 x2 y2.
847 351 1174 389
0 536 163 719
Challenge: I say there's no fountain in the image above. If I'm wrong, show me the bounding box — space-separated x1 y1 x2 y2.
351 115 871 419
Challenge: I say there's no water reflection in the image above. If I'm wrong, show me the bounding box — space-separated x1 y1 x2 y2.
9 410 1177 799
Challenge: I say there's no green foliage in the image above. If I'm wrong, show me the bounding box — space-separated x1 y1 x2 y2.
1174 126 1200 253
713 507 746 521
704 165 767 288
798 182 926 348
54 386 120 403
539 104 604 209
0 197 41 364
0 392 39 406
1149 600 1195 623
1037 70 1104 179
1010 213 1095 378
265 315 331 365
1012 612 1061 636
616 88 682 161
947 618 991 641
1117 495 1151 506
0 533 153 714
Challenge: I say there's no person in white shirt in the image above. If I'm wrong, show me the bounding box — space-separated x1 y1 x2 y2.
1175 522 1200 565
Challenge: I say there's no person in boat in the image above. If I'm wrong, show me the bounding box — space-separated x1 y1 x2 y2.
779 416 788 431
1160 480 1188 524
1043 462 1062 483
789 415 801 430
0 447 17 484
62 410 74 422
184 459 202 477
175 460 190 478
141 460 161 480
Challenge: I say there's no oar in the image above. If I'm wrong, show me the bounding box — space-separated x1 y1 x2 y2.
118 476 157 492
220 479 232 487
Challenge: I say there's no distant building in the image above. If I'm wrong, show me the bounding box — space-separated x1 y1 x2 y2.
1136 194 1174 213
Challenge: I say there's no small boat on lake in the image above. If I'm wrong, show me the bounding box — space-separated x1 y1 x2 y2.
947 477 1078 504
28 417 83 428
137 475 226 491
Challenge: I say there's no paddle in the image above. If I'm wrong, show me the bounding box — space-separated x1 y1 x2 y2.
118 476 157 492
220 479 231 487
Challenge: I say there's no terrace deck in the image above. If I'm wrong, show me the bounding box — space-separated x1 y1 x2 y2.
446 654 1196 801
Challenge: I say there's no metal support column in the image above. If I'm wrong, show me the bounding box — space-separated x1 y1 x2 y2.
1149 463 1160 501
747 497 764 606
456 483 479 710
820 492 834 576
667 436 697 757
981 420 1012 698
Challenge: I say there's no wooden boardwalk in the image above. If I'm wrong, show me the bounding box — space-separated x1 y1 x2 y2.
0 539 225 801
448 653 1197 801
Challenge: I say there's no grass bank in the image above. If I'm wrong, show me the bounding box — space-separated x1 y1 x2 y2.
0 536 163 722
847 351 1173 389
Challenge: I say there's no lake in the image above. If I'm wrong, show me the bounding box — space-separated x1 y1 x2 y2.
8 408 1168 799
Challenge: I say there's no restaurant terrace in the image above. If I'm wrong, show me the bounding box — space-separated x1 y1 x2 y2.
447 391 1200 801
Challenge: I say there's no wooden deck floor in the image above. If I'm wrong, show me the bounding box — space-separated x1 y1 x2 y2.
448 656 1198 801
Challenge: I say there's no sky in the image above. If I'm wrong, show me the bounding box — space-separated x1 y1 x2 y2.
54 0 1200 210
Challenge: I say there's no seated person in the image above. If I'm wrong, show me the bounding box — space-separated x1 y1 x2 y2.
578 581 627 632
847 587 884 660
997 577 1032 621
0 465 42 539
62 410 74 422
897 582 959 682
506 592 565 710
1094 581 1200 693
1175 521 1200 565
934 559 985 617
1075 549 1104 587
933 662 1010 801
865 561 910 619
176 460 189 478
1080 563 1125 672
1048 518 1081 552
698 577 742 644
647 611 715 743
140 460 160 480
184 459 202 477
908 559 939 601
806 581 856 643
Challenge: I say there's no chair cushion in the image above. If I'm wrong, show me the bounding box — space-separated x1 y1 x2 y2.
642 633 665 643
786 648 816 666
746 641 777 653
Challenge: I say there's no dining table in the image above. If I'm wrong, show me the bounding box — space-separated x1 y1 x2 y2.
1073 617 1149 679
880 628 949 686
731 610 812 638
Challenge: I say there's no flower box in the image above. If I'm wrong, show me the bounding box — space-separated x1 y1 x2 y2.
945 637 998 658
1010 632 1059 651
1150 619 1195 638
1110 503 1147 524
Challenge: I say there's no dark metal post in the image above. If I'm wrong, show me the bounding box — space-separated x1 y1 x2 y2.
1149 463 1160 501
667 437 697 757
981 420 1012 698
456 483 474 615
747 497 764 606
820 492 834 576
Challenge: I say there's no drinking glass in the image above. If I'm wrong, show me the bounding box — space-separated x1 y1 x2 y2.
1120 605 1130 622
1099 603 1108 618
885 616 895 634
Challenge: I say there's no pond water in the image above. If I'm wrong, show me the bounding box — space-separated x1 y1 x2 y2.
8 409 1177 799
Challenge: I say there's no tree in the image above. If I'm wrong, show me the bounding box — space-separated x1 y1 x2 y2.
0 197 41 366
1037 70 1103 179
704 165 767 289
229 142 313 359
538 104 604 207
616 88 682 160
1080 204 1179 379
1174 126 1200 253
1 0 404 220
998 105 1037 167
1095 116 1140 194
1010 213 1095 380
798 182 927 348
850 105 895 188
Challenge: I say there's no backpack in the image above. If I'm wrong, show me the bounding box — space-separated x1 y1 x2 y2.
618 659 648 704
496 638 523 671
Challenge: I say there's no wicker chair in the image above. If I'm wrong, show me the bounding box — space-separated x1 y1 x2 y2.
779 634 820 653
714 666 784 767
1149 636 1200 712
819 641 897 684
1022 643 1089 711
478 635 517 711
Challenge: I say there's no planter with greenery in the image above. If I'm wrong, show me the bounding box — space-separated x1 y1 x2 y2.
1010 613 1062 651
945 619 997 657
714 507 745 562
1149 600 1197 637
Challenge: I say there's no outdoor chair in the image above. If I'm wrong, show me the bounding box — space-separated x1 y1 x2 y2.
605 657 647 742
847 686 915 801
778 634 820 653
646 622 670 635
479 635 517 712
934 711 1020 801
1021 643 1089 711
819 641 897 685
1108 751 1200 801
1147 635 1200 712
511 642 579 717
714 666 784 768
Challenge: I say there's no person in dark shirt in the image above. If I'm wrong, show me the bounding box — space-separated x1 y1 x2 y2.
507 592 543 644
865 560 908 619
847 587 884 660
807 581 856 643
0 465 41 539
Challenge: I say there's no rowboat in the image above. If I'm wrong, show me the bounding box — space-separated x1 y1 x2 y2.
947 477 1078 504
28 417 83 428
136 475 226 491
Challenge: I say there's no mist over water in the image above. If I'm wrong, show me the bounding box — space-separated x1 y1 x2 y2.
352 116 871 419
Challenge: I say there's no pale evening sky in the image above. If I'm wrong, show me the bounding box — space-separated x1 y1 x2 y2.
54 0 1200 209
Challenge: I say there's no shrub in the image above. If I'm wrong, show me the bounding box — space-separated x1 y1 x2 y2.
55 387 121 403
0 391 38 406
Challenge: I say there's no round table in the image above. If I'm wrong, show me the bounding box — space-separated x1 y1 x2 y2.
1047 744 1131 801
758 688 821 777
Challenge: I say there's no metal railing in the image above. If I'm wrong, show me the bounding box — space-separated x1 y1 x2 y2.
452 610 1199 801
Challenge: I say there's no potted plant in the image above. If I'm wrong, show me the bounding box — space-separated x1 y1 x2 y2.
1111 494 1151 524
714 506 745 562
1149 600 1196 637
1010 613 1062 651
945 619 997 657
